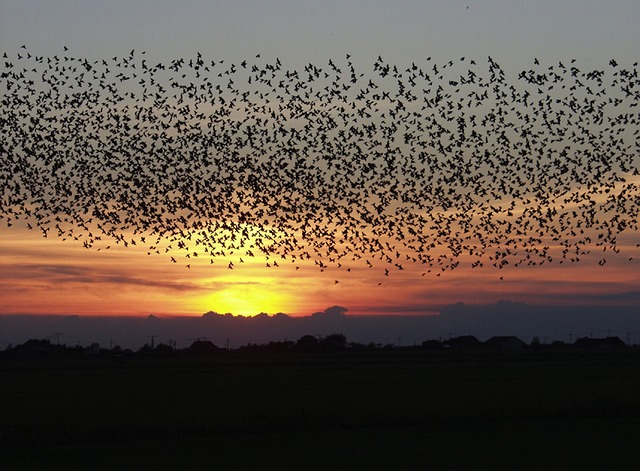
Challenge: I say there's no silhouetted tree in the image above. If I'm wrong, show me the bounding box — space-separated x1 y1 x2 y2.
138 343 154 354
154 343 175 355
319 334 347 352
422 339 443 350
188 340 221 355
295 335 319 352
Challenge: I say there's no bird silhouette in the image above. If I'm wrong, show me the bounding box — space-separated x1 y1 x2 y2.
0 48 638 282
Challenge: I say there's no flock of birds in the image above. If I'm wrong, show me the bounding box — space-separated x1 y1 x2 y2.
1 47 639 279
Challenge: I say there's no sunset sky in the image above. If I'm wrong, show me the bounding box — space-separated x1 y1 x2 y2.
1 0 639 319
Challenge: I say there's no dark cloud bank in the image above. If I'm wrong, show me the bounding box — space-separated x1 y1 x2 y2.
2 301 639 350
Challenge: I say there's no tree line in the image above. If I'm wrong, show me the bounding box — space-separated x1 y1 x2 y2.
1 332 633 360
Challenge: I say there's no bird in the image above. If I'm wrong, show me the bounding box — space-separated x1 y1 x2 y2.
0 47 637 283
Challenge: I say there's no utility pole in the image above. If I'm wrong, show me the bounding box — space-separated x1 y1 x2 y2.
148 335 157 349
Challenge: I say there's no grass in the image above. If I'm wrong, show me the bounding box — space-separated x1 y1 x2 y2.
2 348 640 469
5 417 640 470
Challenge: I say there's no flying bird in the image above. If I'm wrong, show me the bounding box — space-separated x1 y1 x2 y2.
0 48 637 281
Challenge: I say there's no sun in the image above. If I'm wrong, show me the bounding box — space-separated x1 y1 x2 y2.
194 279 292 316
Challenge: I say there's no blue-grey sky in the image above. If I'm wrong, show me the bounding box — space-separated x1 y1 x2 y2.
1 0 638 68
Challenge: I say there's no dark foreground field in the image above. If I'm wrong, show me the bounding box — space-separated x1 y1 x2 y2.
2 348 640 470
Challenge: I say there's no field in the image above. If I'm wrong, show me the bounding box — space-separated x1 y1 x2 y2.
2 348 640 469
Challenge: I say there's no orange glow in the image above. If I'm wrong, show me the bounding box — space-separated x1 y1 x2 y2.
1 217 639 317
192 280 292 316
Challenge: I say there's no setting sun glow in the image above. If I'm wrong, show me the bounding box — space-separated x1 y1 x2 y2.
194 278 293 316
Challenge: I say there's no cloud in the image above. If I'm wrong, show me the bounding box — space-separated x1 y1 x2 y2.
351 304 439 315
408 274 640 308
203 280 262 289
99 275 203 292
311 305 348 318
567 291 640 302
0 263 204 292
